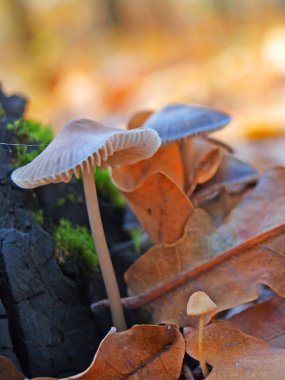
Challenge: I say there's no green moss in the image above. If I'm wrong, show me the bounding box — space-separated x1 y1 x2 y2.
33 209 44 226
0 102 6 119
128 228 143 252
54 219 98 272
55 197 66 208
7 119 54 167
95 167 125 207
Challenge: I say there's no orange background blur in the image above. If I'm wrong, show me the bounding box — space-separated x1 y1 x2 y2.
1 0 285 142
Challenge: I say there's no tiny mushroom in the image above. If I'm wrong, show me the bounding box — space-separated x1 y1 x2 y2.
187 291 218 378
11 118 161 331
141 103 231 192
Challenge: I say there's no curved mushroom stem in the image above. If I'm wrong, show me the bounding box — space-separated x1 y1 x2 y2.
82 168 127 331
198 316 209 378
179 138 193 193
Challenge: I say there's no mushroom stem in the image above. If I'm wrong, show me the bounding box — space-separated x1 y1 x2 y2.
198 316 209 378
179 138 193 193
82 168 127 331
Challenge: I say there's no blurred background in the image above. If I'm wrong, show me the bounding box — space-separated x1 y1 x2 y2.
1 0 285 142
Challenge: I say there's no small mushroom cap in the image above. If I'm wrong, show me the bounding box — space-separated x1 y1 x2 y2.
142 103 232 144
187 291 217 317
11 118 161 189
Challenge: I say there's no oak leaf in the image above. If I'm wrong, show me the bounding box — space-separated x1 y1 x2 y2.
0 356 24 380
184 321 285 380
66 324 185 380
112 137 230 194
127 110 153 130
229 295 285 348
112 141 184 192
126 168 285 293
120 172 194 244
191 154 259 205
123 224 285 326
123 168 285 325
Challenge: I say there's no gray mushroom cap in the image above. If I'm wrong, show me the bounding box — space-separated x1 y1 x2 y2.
142 103 232 144
11 118 161 189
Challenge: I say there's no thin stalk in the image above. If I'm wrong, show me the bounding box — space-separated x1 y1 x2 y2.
198 316 209 378
179 138 193 193
82 168 127 331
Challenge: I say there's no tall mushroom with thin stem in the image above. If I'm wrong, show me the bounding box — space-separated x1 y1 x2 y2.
11 118 161 331
141 103 231 193
187 291 218 378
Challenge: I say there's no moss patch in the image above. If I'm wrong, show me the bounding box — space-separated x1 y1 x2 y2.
128 228 143 252
95 167 125 207
54 219 98 272
7 118 54 167
33 209 44 226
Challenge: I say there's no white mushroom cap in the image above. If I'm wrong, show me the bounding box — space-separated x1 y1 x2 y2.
187 291 217 317
11 118 161 189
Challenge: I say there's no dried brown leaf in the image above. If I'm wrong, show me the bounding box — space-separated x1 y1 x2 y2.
123 168 285 325
112 142 184 192
229 295 285 348
127 110 153 130
124 224 285 327
192 154 259 205
184 321 285 380
121 172 194 244
126 168 285 293
186 139 223 194
0 356 24 380
67 324 185 380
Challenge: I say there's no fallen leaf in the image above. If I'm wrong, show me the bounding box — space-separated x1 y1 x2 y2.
0 356 24 380
0 357 58 379
67 324 185 380
123 224 285 327
229 295 285 348
127 110 153 130
185 139 223 195
192 154 259 205
112 141 184 192
184 321 285 380
197 188 244 227
121 172 194 244
126 168 285 293
123 168 285 325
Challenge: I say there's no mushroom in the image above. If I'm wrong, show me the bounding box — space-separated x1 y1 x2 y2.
187 291 217 378
141 103 231 192
11 118 161 331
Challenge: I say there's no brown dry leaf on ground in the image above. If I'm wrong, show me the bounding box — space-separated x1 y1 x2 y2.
197 188 244 227
127 110 153 130
123 168 285 325
120 172 194 244
112 138 224 194
1 326 184 380
191 154 259 205
67 324 184 380
126 167 285 293
185 138 223 195
229 295 285 348
184 321 285 380
0 356 57 379
112 141 184 192
124 224 285 326
0 356 24 380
